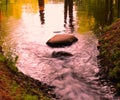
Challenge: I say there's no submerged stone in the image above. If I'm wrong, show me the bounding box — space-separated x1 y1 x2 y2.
52 51 73 58
46 34 78 47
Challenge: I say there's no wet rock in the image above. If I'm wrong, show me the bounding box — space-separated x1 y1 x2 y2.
52 51 73 58
46 34 78 47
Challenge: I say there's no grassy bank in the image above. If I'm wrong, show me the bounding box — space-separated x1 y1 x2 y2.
97 19 120 94
0 48 55 100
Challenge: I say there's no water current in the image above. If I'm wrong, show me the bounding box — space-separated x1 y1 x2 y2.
0 0 120 100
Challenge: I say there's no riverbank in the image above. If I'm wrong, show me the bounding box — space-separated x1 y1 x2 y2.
0 49 56 100
97 19 120 94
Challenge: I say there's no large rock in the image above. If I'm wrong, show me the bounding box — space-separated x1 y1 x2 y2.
46 34 78 47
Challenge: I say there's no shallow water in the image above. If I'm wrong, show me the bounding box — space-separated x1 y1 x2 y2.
0 0 120 100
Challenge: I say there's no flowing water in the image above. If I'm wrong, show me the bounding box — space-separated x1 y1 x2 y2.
0 0 120 100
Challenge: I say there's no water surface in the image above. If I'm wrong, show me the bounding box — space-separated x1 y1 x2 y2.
0 0 120 100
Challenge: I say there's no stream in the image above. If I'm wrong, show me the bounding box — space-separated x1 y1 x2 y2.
0 0 120 100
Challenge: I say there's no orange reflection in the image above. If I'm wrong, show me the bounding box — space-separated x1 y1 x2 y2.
0 8 1 29
38 0 45 24
77 15 95 33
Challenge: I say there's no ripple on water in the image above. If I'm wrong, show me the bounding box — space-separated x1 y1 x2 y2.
15 33 118 100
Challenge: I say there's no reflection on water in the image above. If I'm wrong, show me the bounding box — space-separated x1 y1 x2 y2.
0 8 1 30
38 0 45 24
0 0 120 100
75 0 120 32
64 0 74 33
0 0 120 33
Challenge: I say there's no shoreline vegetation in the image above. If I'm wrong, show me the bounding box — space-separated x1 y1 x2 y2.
96 19 120 94
0 19 120 99
0 48 56 100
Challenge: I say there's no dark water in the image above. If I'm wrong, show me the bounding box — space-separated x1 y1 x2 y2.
0 0 120 100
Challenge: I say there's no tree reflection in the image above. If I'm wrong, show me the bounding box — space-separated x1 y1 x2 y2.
92 0 113 27
64 0 74 33
105 0 113 25
0 8 1 29
117 0 120 17
75 0 120 32
38 0 45 24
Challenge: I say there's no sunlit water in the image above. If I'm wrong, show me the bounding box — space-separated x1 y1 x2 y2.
0 0 120 100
